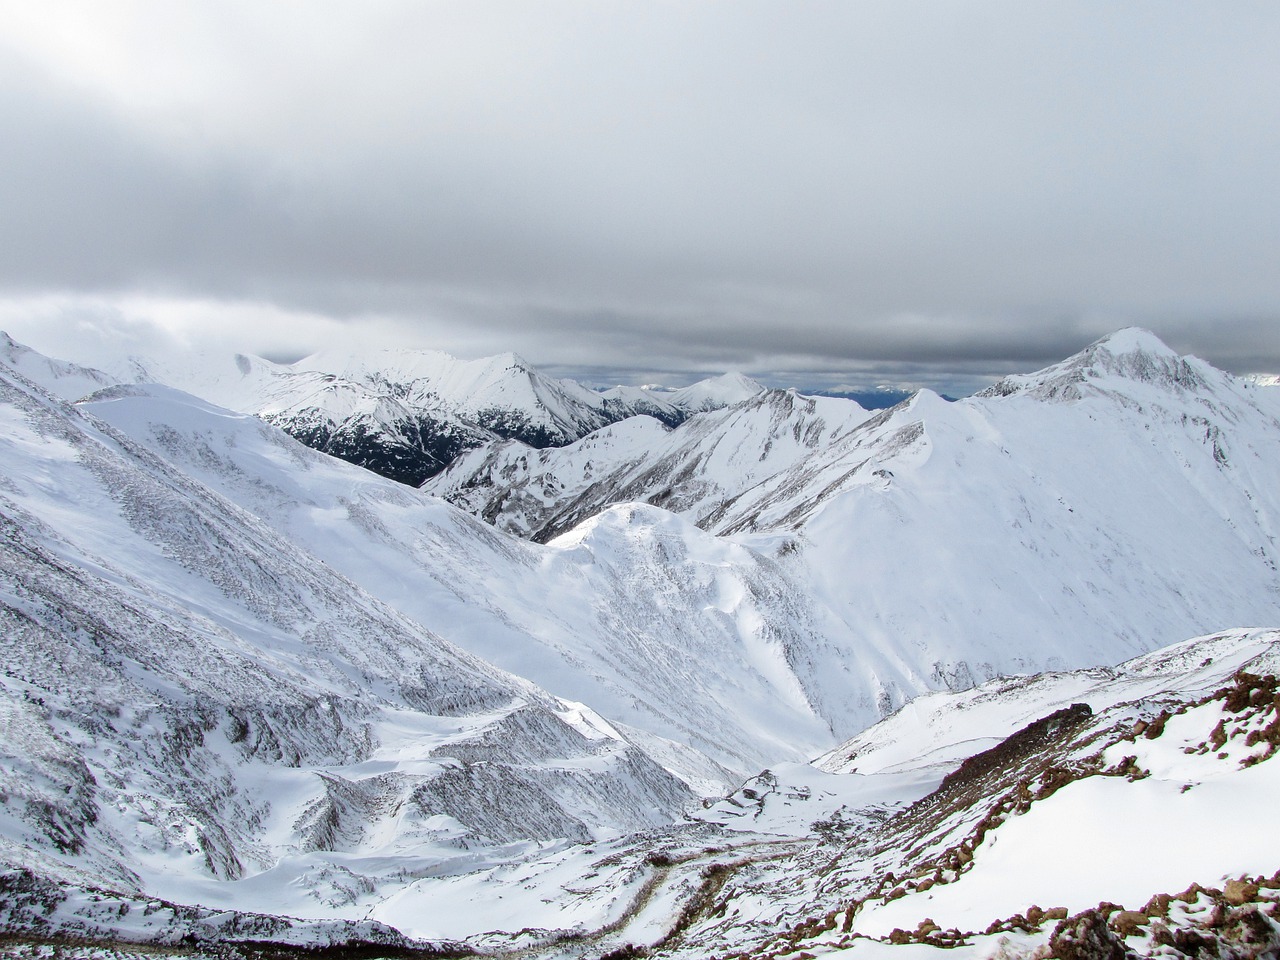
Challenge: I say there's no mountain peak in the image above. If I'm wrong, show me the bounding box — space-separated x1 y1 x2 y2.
488 350 533 371
669 372 767 413
1089 326 1179 357
979 328 1207 402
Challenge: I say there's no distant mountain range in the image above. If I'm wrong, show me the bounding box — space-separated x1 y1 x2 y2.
45 337 768 485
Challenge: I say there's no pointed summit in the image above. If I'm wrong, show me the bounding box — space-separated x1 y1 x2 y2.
979 328 1208 402
1089 326 1181 358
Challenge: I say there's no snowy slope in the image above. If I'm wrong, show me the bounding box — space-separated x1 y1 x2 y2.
699 330 1280 689
426 330 1280 710
79 383 854 780
289 348 622 446
0 359 695 927
598 383 685 425
419 414 675 538
0 331 118 401
661 627 1280 960
423 389 872 540
599 371 766 419
2 328 1280 956
668 371 767 412
59 328 1280 765
8 628 1277 958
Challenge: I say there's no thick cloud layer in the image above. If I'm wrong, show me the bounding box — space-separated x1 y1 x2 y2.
2 1 1277 393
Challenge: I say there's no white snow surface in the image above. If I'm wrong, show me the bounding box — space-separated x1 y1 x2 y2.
78 383 844 780
432 329 1280 707
67 341 728 488
0 358 695 929
843 628 1280 940
667 371 767 412
660 628 1280 959
0 331 118 401
422 388 872 539
3 329 1280 955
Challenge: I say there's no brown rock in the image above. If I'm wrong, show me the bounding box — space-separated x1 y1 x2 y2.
1223 878 1260 905
1049 908 1132 960
1110 911 1148 937
1209 720 1227 750
1174 882 1206 903
1141 893 1171 918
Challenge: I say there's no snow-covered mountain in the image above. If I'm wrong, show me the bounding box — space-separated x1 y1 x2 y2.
3 328 1280 956
0 356 695 928
76 383 855 782
599 371 766 418
13 327 1280 773
422 388 872 540
666 370 768 412
597 383 686 425
665 627 1280 959
79 346 768 486
438 330 1280 684
7 625 1280 956
0 331 116 401
698 330 1280 679
116 348 638 485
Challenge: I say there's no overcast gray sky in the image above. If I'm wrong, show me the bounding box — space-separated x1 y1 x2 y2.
1 1 1277 395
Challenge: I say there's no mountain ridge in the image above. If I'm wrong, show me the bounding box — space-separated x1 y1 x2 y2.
56 340 774 485
2 327 1279 956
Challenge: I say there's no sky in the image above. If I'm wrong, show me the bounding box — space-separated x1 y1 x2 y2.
1 1 1277 396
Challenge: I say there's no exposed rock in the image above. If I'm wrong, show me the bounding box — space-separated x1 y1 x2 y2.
1049 908 1136 960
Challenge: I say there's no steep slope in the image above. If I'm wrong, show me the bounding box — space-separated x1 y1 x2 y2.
598 371 766 421
697 330 1280 688
427 330 1280 705
0 359 694 926
80 382 856 780
422 389 872 540
598 383 686 425
9 628 1277 957
67 329 1280 764
289 348 623 447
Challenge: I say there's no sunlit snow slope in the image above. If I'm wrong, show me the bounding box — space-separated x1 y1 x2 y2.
2 329 1280 957
0 359 695 922
439 330 1280 700
79 383 848 781
38 328 1280 773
